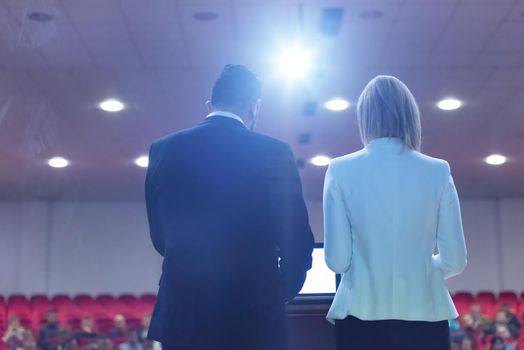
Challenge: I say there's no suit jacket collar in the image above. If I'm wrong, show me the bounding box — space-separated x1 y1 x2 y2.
199 115 248 129
366 137 406 151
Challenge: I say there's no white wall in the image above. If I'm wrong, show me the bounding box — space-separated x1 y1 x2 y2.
0 198 523 296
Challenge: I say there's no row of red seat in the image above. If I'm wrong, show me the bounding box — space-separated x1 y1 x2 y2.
1 291 523 333
0 294 156 333
452 291 524 319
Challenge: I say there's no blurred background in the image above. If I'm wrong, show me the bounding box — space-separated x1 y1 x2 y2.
0 0 523 349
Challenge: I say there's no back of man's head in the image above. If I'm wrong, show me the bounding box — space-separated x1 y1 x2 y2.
211 64 261 112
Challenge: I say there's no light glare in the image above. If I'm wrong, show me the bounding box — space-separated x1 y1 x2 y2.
325 98 350 111
278 47 312 80
485 154 507 166
99 99 125 112
437 98 462 111
48 157 69 168
135 156 149 168
311 155 331 167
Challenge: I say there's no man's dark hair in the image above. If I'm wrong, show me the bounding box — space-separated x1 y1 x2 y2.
211 64 262 110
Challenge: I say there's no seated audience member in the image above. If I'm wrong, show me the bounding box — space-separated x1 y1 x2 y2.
118 330 142 350
107 314 127 345
490 336 516 350
460 336 476 350
37 308 64 350
97 336 114 350
136 314 160 350
2 316 25 349
137 315 150 342
74 317 98 347
469 303 490 330
495 324 517 347
63 337 79 350
486 311 520 341
499 304 521 338
461 314 483 349
21 329 37 350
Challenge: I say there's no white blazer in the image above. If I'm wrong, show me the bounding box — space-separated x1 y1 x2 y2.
323 137 467 323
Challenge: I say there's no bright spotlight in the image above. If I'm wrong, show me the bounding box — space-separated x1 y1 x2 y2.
437 98 462 111
135 156 149 168
99 99 125 112
325 98 350 111
484 154 507 166
310 155 331 167
278 47 312 80
48 157 69 168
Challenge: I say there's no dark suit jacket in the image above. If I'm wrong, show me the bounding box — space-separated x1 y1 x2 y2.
145 116 314 350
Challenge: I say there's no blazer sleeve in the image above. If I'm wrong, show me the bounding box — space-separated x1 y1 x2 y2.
145 142 165 257
269 143 314 301
432 163 467 279
323 161 353 274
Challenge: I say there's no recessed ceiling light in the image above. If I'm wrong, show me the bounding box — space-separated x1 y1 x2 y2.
193 11 218 21
359 10 383 20
48 157 69 168
484 154 507 166
437 98 463 111
310 155 331 167
135 156 149 168
325 98 350 111
28 12 54 23
99 99 125 112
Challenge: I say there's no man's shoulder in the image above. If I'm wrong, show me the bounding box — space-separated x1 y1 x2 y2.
247 131 290 152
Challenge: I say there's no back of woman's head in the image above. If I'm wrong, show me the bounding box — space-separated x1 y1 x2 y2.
357 75 421 151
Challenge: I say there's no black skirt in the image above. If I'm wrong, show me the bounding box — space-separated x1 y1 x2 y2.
335 315 451 350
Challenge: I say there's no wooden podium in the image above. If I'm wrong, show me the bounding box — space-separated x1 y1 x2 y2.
287 296 337 350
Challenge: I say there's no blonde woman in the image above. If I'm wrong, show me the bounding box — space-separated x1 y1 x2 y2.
323 75 467 350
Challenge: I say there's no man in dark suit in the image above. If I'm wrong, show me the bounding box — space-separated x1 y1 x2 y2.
145 64 314 350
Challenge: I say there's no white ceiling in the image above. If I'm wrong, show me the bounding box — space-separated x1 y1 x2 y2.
0 0 523 200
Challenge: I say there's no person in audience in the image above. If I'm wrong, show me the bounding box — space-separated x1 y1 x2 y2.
487 311 520 341
21 329 37 350
97 336 114 350
495 324 517 348
75 317 98 348
107 314 127 341
460 336 476 350
63 337 79 350
489 335 516 350
499 304 521 339
469 303 490 330
460 314 483 349
2 316 25 349
118 330 143 350
37 308 64 350
136 314 161 350
136 314 150 342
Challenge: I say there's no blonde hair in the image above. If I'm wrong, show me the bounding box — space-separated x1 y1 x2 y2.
357 75 421 151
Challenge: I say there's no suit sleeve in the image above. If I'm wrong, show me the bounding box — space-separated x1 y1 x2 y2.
323 162 353 274
269 143 314 301
145 142 165 256
432 163 467 279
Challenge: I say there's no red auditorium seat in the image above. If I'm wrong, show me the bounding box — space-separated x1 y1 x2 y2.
7 295 28 306
497 291 519 314
518 293 524 320
117 294 137 305
139 294 156 305
95 294 116 307
30 295 52 318
51 295 71 306
475 291 497 318
453 292 474 316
